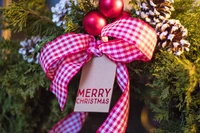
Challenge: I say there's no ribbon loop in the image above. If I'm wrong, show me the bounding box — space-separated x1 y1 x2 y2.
101 18 157 61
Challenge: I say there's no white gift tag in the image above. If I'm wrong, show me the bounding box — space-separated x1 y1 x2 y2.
74 55 116 112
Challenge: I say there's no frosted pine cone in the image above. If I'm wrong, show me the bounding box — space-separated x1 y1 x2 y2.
136 0 174 26
51 0 77 28
18 36 43 64
156 19 190 55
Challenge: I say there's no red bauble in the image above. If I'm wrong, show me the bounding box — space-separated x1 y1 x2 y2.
113 11 131 21
82 11 107 36
99 0 124 18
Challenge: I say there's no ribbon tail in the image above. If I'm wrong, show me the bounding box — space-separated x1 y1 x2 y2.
49 53 90 133
49 112 88 133
97 63 130 133
50 53 90 110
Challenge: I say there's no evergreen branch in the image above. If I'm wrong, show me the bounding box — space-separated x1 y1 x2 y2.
77 0 96 13
24 8 52 24
175 57 199 109
1 0 63 36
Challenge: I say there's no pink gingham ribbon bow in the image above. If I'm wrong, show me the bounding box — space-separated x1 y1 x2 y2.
39 18 157 133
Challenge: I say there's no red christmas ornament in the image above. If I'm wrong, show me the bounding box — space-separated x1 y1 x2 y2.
82 11 107 36
113 11 131 21
99 0 124 18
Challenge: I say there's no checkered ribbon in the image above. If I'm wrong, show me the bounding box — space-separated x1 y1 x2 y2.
39 18 157 133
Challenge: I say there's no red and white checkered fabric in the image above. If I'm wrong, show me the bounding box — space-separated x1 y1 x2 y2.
39 17 157 133
49 112 88 133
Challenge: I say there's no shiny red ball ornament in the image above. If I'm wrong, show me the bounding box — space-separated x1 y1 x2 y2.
99 0 124 18
82 11 107 36
113 11 131 21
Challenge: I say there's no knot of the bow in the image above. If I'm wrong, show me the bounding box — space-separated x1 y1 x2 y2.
87 40 103 57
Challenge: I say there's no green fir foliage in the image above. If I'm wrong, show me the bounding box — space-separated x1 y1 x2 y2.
0 38 76 132
171 0 200 62
147 52 200 133
0 0 63 36
128 1 200 133
0 0 80 132
147 1 200 132
128 0 200 133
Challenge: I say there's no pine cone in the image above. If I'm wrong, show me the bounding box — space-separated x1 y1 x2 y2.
51 0 77 28
136 0 174 26
156 19 190 55
18 36 42 63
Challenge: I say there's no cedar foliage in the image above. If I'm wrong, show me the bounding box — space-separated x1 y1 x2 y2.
0 0 200 132
128 0 200 132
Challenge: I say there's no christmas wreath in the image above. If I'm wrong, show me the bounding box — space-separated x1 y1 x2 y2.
0 0 199 132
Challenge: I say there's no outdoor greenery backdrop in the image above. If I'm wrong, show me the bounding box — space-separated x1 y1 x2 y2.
0 0 199 133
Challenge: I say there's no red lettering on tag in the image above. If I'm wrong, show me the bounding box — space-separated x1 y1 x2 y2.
91 89 97 97
77 89 84 97
77 88 112 97
85 89 91 97
105 88 111 97
98 88 104 97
